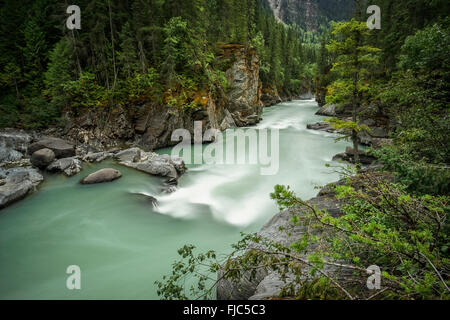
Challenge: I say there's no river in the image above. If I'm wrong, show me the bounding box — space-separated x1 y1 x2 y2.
0 99 349 299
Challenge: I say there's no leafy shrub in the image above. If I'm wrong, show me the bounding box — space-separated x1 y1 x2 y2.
156 173 449 300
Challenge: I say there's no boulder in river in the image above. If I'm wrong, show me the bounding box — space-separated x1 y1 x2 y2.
82 151 113 163
80 168 122 184
116 147 186 180
47 157 82 176
306 121 340 133
28 137 75 159
114 147 142 163
31 148 55 169
0 167 43 209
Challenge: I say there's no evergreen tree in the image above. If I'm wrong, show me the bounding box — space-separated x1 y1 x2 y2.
326 19 380 164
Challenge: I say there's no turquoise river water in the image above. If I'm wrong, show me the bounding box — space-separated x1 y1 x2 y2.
0 100 349 299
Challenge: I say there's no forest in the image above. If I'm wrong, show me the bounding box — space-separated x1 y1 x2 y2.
0 0 319 129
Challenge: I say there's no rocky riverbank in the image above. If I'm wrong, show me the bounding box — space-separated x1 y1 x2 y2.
0 129 186 209
216 179 345 300
307 102 392 147
45 44 266 153
0 44 307 210
304 101 393 166
217 165 387 300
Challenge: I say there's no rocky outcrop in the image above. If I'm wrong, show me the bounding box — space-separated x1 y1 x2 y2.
80 168 122 184
28 137 75 159
261 86 282 107
60 45 263 152
266 0 354 31
0 167 43 208
31 148 55 169
315 103 336 116
221 44 263 126
47 157 82 176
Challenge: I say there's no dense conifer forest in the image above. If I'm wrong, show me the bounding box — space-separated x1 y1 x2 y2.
0 0 322 129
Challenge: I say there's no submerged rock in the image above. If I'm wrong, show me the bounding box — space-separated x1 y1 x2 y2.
31 148 55 169
131 193 158 208
0 167 43 209
28 137 75 159
47 157 82 176
80 168 122 184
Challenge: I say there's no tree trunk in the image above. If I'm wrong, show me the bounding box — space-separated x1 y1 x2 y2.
352 129 360 165
108 0 117 91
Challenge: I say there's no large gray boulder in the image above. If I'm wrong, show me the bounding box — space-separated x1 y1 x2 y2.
31 148 55 169
116 148 186 180
47 157 82 176
315 103 336 116
80 168 122 184
28 137 75 158
0 167 43 209
114 147 142 163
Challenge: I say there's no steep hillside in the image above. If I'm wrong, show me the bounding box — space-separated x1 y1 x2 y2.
264 0 355 30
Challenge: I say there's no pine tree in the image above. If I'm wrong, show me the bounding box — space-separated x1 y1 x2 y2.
326 19 380 165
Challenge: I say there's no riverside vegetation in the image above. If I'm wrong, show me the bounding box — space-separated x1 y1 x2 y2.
156 1 450 300
0 0 449 300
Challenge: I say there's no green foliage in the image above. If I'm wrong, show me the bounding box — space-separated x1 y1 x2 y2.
374 145 450 195
326 19 380 106
157 175 450 300
44 38 75 109
0 95 19 128
373 21 450 194
119 68 160 103
398 21 450 73
63 73 108 111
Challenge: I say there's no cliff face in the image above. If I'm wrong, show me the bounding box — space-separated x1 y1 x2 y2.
60 45 263 152
265 0 354 31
